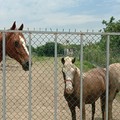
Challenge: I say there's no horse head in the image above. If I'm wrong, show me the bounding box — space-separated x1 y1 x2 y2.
5 22 30 71
61 56 76 94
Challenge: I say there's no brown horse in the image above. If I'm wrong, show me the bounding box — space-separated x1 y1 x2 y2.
101 63 120 120
61 56 106 120
0 22 30 71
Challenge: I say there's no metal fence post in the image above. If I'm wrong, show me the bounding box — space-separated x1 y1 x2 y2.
28 32 32 120
80 34 84 120
2 32 6 120
106 35 110 120
54 33 58 120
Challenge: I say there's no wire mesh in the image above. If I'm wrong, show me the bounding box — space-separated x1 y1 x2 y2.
0 30 120 120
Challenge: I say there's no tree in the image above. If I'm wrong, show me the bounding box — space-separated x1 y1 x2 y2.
44 42 55 56
100 17 120 52
36 45 45 56
102 16 120 32
44 42 64 56
35 42 64 57
83 17 120 66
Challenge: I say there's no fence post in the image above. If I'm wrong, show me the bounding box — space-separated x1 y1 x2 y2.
2 32 6 120
28 32 32 120
106 35 110 120
80 34 84 120
54 33 58 120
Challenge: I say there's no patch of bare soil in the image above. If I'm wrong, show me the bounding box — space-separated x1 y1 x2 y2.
0 58 119 120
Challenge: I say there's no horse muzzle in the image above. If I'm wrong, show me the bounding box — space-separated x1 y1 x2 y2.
22 61 32 71
65 80 74 94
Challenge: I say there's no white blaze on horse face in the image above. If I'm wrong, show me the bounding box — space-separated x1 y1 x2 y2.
65 67 74 80
19 36 29 55
63 66 74 94
66 81 73 94
63 56 75 94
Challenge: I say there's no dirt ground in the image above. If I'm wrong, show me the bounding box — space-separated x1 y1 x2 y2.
0 58 119 120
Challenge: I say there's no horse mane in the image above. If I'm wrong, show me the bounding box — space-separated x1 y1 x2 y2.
73 66 80 85
73 65 87 80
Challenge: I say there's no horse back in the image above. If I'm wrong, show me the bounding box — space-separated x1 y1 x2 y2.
73 68 106 104
83 68 106 103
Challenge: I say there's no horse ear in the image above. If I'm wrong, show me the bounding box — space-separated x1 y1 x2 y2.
18 24 24 30
61 58 65 64
72 58 76 63
10 21 16 30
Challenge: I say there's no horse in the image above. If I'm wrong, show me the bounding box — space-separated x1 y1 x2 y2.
61 56 106 120
101 63 120 120
0 22 30 71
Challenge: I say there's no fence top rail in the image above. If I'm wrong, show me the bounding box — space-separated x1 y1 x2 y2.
0 29 120 36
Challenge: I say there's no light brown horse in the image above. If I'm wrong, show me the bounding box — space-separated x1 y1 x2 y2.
0 22 30 71
101 63 120 120
61 56 106 120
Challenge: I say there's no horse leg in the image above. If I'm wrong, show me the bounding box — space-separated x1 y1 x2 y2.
77 102 86 120
108 89 117 120
82 102 86 120
92 102 95 120
108 100 113 120
100 93 106 120
100 90 116 120
68 103 76 120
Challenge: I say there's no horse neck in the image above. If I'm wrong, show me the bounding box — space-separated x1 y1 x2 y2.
73 67 80 87
72 67 81 97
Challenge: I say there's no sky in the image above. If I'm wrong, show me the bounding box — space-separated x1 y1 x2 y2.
0 0 120 31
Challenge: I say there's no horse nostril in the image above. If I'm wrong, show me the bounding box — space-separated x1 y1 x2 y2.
26 61 32 67
22 61 32 71
26 61 29 66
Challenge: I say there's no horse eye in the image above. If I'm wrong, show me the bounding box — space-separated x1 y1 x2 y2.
14 41 19 47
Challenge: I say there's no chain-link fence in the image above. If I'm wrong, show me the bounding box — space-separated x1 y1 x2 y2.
0 30 120 120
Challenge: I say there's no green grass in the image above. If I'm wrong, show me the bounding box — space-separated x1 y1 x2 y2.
75 60 96 72
32 56 54 62
32 56 96 72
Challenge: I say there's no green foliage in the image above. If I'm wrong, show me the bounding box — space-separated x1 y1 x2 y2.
44 42 55 56
74 59 95 72
100 17 120 64
31 16 120 69
102 16 120 32
36 45 45 56
34 42 64 57
32 56 54 62
80 17 120 67
83 43 106 67
68 44 80 57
